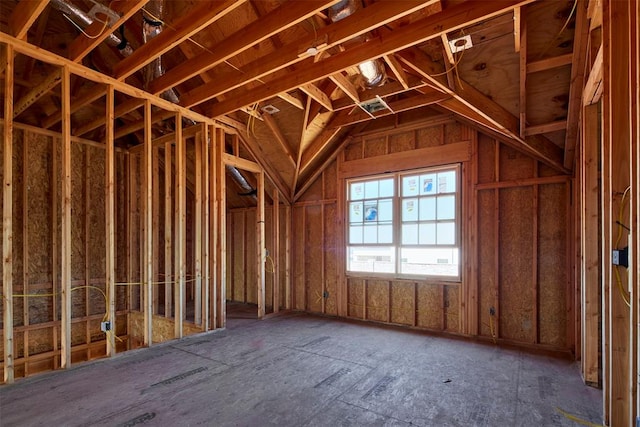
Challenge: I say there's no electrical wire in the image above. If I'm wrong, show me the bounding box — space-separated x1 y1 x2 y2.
613 186 631 307
554 407 603 427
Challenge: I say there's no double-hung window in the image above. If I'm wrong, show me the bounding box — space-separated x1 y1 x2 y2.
347 165 460 280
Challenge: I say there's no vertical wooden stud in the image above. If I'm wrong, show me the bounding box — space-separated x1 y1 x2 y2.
285 204 291 311
202 124 210 330
175 113 185 338
152 145 160 315
3 44 14 383
215 127 226 328
257 171 266 319
60 65 72 369
22 126 29 375
105 85 116 356
164 141 172 318
143 100 153 346
209 125 217 329
194 127 203 324
519 7 527 138
272 189 280 313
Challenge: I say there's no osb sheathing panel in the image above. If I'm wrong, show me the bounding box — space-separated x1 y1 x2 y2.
499 144 535 181
538 184 567 347
293 205 305 310
416 125 444 149
390 281 414 326
230 211 246 302
245 209 257 304
265 208 273 311
477 190 497 338
444 285 459 332
323 161 338 200
304 205 323 314
389 131 415 154
499 187 534 343
297 171 323 202
477 134 497 184
71 143 85 282
444 122 463 145
363 135 386 158
366 280 389 322
344 140 363 161
323 203 338 315
347 278 364 319
416 283 442 330
12 130 25 327
87 147 106 280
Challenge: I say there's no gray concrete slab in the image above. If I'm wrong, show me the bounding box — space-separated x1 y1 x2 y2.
0 311 602 426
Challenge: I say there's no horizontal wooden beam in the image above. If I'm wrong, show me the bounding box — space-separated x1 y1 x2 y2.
524 120 567 136
222 153 262 174
149 0 340 94
526 53 573 74
0 32 217 125
112 0 243 80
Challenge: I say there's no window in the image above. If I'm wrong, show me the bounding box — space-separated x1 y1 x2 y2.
347 165 460 280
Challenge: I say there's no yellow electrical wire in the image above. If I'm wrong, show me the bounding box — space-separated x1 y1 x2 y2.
554 407 603 427
613 186 631 307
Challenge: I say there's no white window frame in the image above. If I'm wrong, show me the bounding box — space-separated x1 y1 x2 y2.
346 164 461 282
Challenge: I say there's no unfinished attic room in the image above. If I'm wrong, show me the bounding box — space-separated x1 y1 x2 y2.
0 0 638 424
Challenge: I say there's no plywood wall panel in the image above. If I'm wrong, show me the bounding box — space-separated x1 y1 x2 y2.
27 133 53 286
444 122 462 144
12 130 24 299
347 278 364 319
324 203 338 315
477 190 497 337
323 160 338 200
344 140 363 161
477 134 496 184
305 205 323 314
71 143 85 282
444 285 459 333
87 147 106 280
416 283 442 330
416 125 444 148
499 145 535 181
279 206 287 309
363 136 386 158
538 183 567 347
293 205 305 310
499 187 534 343
389 131 415 153
390 281 414 326
366 280 389 322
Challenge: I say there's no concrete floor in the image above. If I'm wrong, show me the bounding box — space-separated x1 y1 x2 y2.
1 308 602 426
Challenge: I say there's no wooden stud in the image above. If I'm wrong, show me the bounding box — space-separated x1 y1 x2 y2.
532 172 539 344
84 147 91 357
209 125 218 329
329 73 360 104
202 124 210 330
22 125 30 375
105 85 116 356
216 127 226 328
3 44 15 383
285 205 291 311
257 171 266 319
383 54 410 90
194 128 203 325
60 65 72 369
152 146 160 315
9 0 49 40
526 53 573 74
524 120 567 136
175 113 185 338
164 142 172 318
583 44 603 106
513 7 521 52
143 100 153 346
272 189 280 313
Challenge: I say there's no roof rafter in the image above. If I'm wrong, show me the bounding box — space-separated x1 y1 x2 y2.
112 0 244 80
10 0 49 40
148 0 340 95
207 0 534 118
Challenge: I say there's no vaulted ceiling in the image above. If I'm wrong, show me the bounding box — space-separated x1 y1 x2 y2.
0 0 586 202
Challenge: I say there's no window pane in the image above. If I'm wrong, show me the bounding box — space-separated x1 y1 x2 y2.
350 182 364 200
402 198 418 221
379 178 394 197
364 180 379 199
349 225 363 244
419 223 436 244
400 247 459 276
378 225 393 243
402 224 418 244
348 246 395 273
419 197 436 220
437 171 456 193
378 199 393 222
350 201 363 224
363 224 378 243
402 175 419 196
436 222 455 245
420 173 437 195
437 195 455 220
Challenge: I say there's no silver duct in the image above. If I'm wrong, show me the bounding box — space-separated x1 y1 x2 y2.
142 0 180 104
226 165 257 202
328 0 386 88
50 0 133 57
